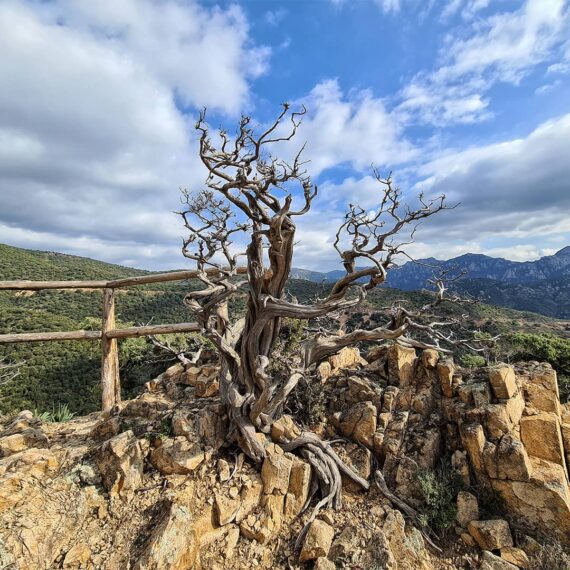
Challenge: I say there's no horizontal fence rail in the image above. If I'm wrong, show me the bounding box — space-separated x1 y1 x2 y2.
0 266 246 411
0 266 248 291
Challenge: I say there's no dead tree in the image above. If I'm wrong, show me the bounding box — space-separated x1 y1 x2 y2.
178 105 471 521
0 359 24 385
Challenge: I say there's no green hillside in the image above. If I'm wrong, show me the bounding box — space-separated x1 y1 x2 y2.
1 243 569 415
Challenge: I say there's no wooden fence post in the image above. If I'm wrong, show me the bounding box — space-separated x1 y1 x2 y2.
101 288 120 411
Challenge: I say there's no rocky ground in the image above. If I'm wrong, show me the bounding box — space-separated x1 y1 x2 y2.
1 345 569 569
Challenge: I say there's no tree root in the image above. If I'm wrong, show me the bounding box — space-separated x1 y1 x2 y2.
374 469 442 552
282 432 370 550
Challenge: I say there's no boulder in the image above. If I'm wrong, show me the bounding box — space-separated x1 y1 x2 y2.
63 543 91 568
284 458 311 519
523 366 560 414
0 428 48 457
299 519 334 562
328 347 362 372
94 430 147 501
456 491 479 528
340 401 377 448
150 437 210 475
479 551 518 570
134 504 199 570
421 349 439 369
437 360 455 398
387 345 416 386
467 520 513 550
500 547 530 569
520 413 566 466
261 449 293 495
489 365 518 400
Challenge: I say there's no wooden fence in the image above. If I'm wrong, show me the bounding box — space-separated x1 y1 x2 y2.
0 267 246 411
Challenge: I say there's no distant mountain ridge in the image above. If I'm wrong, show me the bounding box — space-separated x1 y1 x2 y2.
292 247 570 288
291 247 570 319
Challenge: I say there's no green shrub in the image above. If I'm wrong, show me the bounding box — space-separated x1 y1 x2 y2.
460 354 486 368
416 465 462 532
35 402 75 423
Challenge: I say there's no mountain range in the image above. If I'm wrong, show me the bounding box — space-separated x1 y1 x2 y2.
290 247 570 319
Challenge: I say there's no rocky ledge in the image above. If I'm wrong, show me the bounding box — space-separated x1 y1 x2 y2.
0 346 569 569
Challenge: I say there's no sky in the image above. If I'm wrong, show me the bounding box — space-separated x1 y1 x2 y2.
0 0 569 271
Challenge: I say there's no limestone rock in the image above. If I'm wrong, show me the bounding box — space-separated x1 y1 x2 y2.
456 491 479 528
495 435 532 481
467 520 513 550
314 557 336 570
346 376 383 408
461 423 486 473
284 458 311 519
328 525 358 561
489 365 518 400
90 416 120 442
437 360 455 398
500 547 529 569
387 344 416 386
261 450 293 495
0 428 48 457
340 401 377 448
421 349 439 369
150 437 210 475
270 415 301 443
94 430 147 501
479 551 518 570
134 504 199 570
316 361 331 382
299 519 334 562
328 347 362 372
523 366 560 414
520 412 565 466
63 543 91 568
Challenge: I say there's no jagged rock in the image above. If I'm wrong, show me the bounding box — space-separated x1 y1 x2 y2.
520 412 566 466
479 551 518 570
314 557 336 570
346 376 383 408
2 410 34 435
328 525 358 561
121 394 170 420
217 459 231 482
500 547 529 569
0 448 59 511
452 450 471 486
340 401 377 448
421 349 439 369
0 428 48 457
284 458 311 519
63 543 91 568
437 360 455 398
299 519 334 562
94 430 147 501
382 386 399 413
261 449 293 495
270 415 301 443
328 347 363 372
489 365 518 400
522 366 560 414
387 345 416 386
195 374 219 398
150 437 211 475
461 423 486 473
90 416 121 442
495 435 532 481
467 520 513 550
456 491 479 527
316 361 331 382
134 503 199 570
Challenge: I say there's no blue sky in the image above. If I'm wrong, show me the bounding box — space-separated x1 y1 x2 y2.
0 0 569 270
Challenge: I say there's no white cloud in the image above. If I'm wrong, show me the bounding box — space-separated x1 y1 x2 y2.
293 80 416 177
398 0 568 125
0 0 269 269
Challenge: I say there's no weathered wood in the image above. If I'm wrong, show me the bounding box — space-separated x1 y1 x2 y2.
0 279 108 291
106 322 201 339
0 330 102 344
0 266 247 291
107 266 248 288
101 288 120 412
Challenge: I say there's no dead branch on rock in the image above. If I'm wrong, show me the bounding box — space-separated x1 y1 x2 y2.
0 359 24 385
